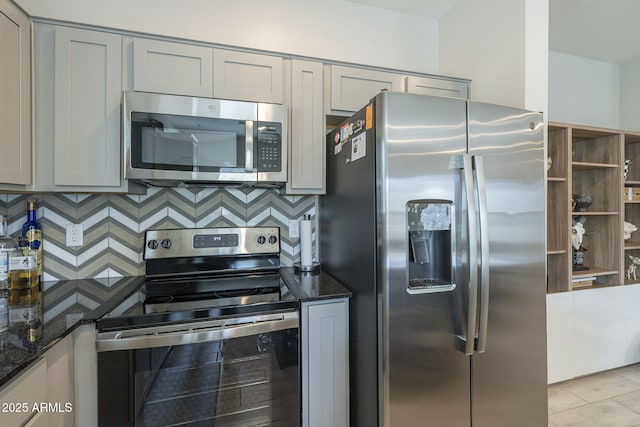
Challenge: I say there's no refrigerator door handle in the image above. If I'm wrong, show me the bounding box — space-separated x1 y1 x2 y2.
473 155 490 353
460 154 479 356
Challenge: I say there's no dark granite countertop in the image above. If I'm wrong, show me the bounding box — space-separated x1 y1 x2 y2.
0 268 351 390
280 267 352 302
0 276 144 389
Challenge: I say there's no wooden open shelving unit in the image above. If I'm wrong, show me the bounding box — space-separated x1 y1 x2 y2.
547 122 626 293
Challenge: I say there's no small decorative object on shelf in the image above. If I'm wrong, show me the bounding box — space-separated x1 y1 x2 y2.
624 221 638 240
625 159 632 181
626 255 640 281
572 220 589 271
572 193 593 212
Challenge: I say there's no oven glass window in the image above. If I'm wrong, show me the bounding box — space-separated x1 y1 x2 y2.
131 112 254 172
98 327 299 426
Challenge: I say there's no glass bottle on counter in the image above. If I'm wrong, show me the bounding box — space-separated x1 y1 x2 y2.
8 236 38 291
22 199 42 284
0 295 7 352
7 287 41 345
0 214 17 292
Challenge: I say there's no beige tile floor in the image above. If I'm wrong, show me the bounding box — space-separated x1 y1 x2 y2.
549 364 640 426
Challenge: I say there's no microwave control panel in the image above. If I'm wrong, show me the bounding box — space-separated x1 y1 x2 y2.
257 123 282 172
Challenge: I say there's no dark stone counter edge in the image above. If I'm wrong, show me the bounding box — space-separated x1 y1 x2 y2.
0 276 146 391
0 269 351 390
280 267 353 302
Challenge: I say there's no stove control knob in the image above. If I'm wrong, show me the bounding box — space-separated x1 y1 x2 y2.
268 235 278 244
161 239 172 249
257 235 266 245
147 239 158 250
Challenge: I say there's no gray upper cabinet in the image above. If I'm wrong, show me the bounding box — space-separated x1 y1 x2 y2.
407 75 469 99
213 49 283 103
286 59 325 195
32 24 143 192
131 40 283 104
327 65 405 114
326 65 470 116
0 0 31 186
133 38 213 97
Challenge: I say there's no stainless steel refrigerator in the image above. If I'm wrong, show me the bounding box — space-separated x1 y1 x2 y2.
319 91 547 426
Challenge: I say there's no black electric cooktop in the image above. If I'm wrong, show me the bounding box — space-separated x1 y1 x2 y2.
96 272 299 332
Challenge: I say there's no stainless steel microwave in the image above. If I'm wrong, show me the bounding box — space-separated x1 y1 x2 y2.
123 91 287 186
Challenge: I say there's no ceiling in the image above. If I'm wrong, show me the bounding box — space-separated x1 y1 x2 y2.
346 0 640 64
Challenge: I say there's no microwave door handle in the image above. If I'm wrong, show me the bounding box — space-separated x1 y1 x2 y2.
245 120 254 172
191 134 199 173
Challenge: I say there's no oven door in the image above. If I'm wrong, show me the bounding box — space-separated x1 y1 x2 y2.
96 311 299 427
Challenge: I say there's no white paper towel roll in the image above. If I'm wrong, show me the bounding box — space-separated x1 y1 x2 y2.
300 214 313 267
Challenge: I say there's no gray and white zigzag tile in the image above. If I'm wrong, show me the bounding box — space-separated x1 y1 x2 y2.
0 188 317 280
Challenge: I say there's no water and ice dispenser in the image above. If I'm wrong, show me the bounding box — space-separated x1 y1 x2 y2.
407 200 455 293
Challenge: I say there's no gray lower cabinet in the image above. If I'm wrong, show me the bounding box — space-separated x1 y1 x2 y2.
32 24 143 193
286 59 325 195
301 298 349 427
0 357 47 427
0 0 31 186
0 324 93 427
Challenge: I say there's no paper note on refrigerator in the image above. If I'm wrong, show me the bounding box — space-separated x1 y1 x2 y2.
351 133 366 162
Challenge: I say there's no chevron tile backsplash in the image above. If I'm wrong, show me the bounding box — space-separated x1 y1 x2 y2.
0 188 317 281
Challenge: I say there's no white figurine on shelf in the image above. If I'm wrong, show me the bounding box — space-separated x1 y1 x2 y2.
627 255 640 281
624 221 638 240
571 222 585 250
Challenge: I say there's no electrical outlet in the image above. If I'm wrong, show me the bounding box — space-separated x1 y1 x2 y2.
289 219 300 239
65 224 83 247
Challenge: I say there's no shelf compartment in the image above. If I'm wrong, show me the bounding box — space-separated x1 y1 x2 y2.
625 241 640 250
571 212 619 216
571 267 618 279
547 249 567 255
572 161 618 170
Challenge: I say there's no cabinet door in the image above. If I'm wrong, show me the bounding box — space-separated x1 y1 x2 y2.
302 299 349 427
0 357 47 427
54 27 122 186
213 49 283 103
286 60 325 195
329 65 405 113
407 75 469 99
0 0 31 185
47 333 74 427
133 38 213 97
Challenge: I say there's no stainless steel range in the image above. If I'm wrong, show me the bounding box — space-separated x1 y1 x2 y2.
96 227 300 427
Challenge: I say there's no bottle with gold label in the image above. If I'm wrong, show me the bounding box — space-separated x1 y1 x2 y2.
8 236 38 291
22 199 42 284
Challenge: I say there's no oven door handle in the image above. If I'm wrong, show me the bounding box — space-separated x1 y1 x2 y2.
96 311 298 352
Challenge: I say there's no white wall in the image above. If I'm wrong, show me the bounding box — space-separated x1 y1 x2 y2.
13 0 440 75
438 0 548 113
621 57 640 131
548 51 620 128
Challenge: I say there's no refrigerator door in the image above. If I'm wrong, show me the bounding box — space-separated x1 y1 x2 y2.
376 92 471 427
467 102 547 426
